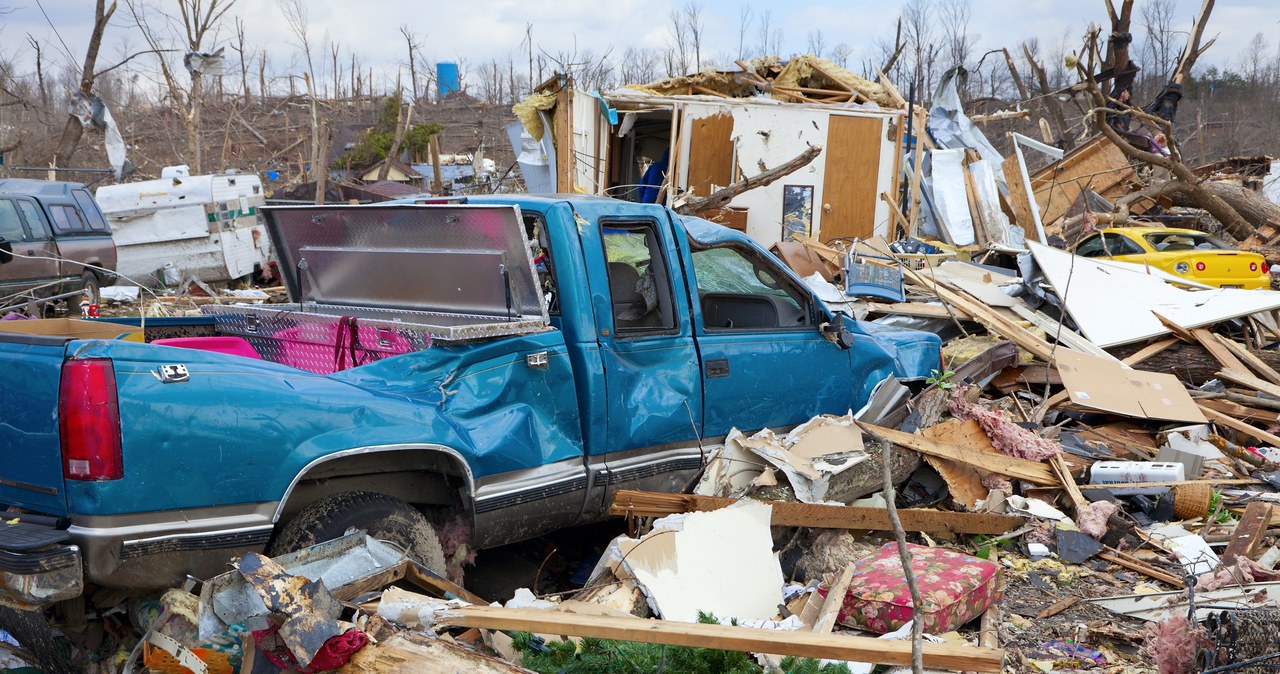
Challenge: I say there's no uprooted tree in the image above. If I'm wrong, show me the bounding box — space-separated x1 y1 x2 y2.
1075 0 1280 243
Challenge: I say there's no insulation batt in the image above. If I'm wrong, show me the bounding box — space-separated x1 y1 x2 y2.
1075 501 1118 539
948 389 1061 460
1141 615 1207 674
1195 555 1280 591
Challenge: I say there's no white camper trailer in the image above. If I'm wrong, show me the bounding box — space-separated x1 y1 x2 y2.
95 166 272 286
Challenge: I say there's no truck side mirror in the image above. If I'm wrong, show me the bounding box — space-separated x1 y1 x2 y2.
821 321 855 349
0 238 11 264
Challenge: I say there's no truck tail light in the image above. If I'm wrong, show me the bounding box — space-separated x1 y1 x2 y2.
1195 261 1207 272
60 359 123 481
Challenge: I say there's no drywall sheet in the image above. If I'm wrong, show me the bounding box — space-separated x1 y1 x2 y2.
1054 348 1205 423
929 149 977 246
1030 242 1280 347
617 500 784 623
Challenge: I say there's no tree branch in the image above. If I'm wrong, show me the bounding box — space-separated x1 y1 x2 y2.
94 48 177 79
675 145 822 215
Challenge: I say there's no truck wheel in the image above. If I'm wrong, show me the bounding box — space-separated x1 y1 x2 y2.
80 272 100 306
268 491 447 573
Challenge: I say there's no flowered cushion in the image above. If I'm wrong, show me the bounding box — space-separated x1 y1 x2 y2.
835 542 1002 634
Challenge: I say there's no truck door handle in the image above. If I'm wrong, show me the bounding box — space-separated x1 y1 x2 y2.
705 358 730 378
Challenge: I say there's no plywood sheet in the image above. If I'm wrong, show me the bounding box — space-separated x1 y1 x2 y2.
1031 136 1135 226
820 115 883 240
1031 242 1280 347
686 111 735 197
1002 153 1037 241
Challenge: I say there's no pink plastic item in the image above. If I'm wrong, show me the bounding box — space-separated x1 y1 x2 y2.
152 336 262 360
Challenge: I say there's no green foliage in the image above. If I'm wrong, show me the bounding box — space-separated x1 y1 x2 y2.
509 611 852 674
335 96 443 169
926 369 955 390
1209 490 1236 524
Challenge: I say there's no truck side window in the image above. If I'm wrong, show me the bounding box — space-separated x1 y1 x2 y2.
72 190 110 232
691 245 810 330
0 200 27 242
600 220 676 334
49 205 87 234
15 201 50 240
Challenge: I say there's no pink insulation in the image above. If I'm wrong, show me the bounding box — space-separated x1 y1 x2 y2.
1075 501 1118 539
1196 555 1280 592
981 473 1012 493
1141 616 1206 674
949 389 1061 461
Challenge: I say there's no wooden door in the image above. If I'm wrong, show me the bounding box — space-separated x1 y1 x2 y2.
685 112 735 196
819 115 883 241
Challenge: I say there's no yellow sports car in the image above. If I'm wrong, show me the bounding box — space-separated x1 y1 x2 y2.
1071 226 1271 289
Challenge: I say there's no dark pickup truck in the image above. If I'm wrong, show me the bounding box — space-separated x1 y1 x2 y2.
0 179 117 309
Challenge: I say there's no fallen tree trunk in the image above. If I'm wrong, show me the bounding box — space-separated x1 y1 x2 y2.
1109 341 1280 385
1171 181 1280 233
676 145 822 215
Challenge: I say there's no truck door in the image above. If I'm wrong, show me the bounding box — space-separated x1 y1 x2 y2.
0 198 60 300
585 212 705 497
687 239 857 437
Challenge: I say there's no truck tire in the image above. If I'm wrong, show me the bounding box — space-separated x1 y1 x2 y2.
269 491 447 573
80 272 100 306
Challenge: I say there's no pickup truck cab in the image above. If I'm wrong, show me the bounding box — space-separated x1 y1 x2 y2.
0 179 117 309
0 195 939 611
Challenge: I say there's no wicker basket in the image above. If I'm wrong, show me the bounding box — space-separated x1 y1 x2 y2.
1172 483 1212 520
891 252 956 271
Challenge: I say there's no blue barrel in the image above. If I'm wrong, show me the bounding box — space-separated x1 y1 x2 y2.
437 62 460 97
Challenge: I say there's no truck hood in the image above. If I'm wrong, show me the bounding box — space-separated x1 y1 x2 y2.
262 204 547 323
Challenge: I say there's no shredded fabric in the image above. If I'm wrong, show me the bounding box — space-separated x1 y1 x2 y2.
949 388 1061 460
1141 615 1207 674
1076 501 1119 539
1195 555 1280 591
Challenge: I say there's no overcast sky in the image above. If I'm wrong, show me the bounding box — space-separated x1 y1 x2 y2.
3 0 1276 88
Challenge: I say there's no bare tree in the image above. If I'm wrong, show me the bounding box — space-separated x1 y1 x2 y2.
736 6 752 60
807 30 827 58
280 0 321 181
757 9 783 57
231 16 250 105
400 25 424 102
620 47 661 85
1139 0 1178 90
901 0 940 97
53 0 117 168
684 2 705 71
126 0 236 173
667 8 691 75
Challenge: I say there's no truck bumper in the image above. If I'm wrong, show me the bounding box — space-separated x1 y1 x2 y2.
0 523 83 610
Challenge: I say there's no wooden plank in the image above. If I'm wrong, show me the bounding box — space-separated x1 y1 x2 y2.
1036 596 1080 619
1191 328 1251 373
921 419 999 510
1215 334 1280 386
609 491 1025 535
1222 502 1274 565
686 111 735 197
1030 136 1135 226
1219 368 1280 400
1009 304 1113 359
338 630 530 673
859 422 1058 485
812 564 856 634
865 301 972 321
1099 548 1186 587
1200 404 1280 448
819 115 884 241
1121 337 1179 366
1002 152 1037 241
438 606 1006 672
1197 397 1274 423
904 267 1055 361
1050 454 1090 515
1152 312 1197 344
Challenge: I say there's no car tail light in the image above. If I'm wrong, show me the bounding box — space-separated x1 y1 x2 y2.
1195 261 1207 272
60 359 123 481
1251 262 1260 272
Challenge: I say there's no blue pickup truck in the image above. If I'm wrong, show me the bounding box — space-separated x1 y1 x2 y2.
0 196 939 613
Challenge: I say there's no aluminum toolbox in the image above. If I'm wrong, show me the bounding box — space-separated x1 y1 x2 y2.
201 203 549 374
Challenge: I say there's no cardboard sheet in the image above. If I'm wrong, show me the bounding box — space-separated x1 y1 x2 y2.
1054 348 1205 423
1030 242 1280 347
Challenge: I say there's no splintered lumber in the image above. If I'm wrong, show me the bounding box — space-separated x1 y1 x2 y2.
1100 547 1186 588
812 564 856 634
1121 337 1179 366
858 423 1058 485
1191 328 1251 374
438 606 1005 671
337 630 529 673
1222 502 1275 565
1214 334 1280 385
1200 405 1280 448
1219 369 1280 401
609 491 1023 535
866 301 972 321
903 268 1055 361
1050 454 1090 514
